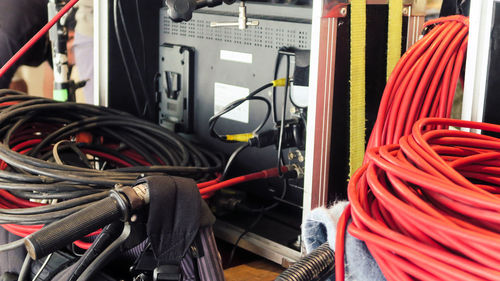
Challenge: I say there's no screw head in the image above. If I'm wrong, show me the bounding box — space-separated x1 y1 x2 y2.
131 214 138 222
340 7 347 16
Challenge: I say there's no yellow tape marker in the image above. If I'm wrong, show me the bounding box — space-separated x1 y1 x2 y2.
387 0 403 80
350 0 367 178
272 78 288 87
225 133 254 142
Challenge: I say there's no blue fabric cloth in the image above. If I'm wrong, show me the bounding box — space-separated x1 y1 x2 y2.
302 202 386 281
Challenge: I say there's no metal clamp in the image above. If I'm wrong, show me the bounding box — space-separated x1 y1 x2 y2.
210 1 258 30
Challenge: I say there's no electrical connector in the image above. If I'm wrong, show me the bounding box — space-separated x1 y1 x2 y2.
248 118 305 149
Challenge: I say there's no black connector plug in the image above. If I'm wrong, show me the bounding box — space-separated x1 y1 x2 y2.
248 118 305 149
248 129 275 148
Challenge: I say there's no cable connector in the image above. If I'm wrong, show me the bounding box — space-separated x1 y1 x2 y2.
248 129 276 148
248 118 305 149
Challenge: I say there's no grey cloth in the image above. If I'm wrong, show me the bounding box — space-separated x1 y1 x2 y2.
0 228 26 275
302 202 385 281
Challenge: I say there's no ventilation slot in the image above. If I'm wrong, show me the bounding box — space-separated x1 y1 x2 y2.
163 16 311 50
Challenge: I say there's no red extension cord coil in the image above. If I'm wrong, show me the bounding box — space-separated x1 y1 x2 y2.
338 118 500 281
334 15 500 281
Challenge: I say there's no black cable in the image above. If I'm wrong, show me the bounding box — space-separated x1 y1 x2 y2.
69 142 93 169
0 193 107 215
69 222 123 281
117 0 151 115
0 95 221 226
220 143 249 181
227 211 264 267
211 93 272 181
227 178 289 266
212 51 295 263
32 253 53 281
112 0 143 116
134 0 147 73
277 55 291 177
77 143 142 167
272 53 284 123
272 47 296 123
76 223 131 281
209 83 273 142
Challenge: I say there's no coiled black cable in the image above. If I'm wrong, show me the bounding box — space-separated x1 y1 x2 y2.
0 94 222 226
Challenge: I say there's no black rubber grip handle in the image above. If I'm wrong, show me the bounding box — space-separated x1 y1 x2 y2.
25 196 124 260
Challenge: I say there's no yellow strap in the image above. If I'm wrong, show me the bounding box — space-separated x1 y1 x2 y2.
349 0 367 177
225 133 254 142
387 0 403 80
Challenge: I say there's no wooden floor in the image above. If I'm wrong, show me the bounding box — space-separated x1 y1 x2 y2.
224 260 283 281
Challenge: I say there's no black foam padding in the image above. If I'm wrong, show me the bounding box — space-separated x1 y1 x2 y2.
25 197 123 260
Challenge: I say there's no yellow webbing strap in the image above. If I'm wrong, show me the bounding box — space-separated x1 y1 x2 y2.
349 0 367 177
387 0 403 80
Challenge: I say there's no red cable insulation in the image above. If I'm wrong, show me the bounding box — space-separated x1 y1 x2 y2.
0 0 80 78
199 166 289 195
338 119 500 280
333 16 500 281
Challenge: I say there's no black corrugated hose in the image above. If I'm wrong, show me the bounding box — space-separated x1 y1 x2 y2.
275 243 335 281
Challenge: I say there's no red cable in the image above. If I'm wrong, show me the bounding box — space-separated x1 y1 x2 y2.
0 0 80 78
367 15 468 151
335 16 494 280
199 166 289 195
338 119 500 280
80 149 133 167
0 165 285 249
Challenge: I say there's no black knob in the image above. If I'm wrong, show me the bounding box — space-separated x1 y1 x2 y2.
205 0 224 7
165 0 197 22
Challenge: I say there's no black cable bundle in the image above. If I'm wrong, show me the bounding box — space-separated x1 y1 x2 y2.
0 91 221 226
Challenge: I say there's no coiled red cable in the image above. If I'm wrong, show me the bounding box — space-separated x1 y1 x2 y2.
367 15 469 150
337 118 500 281
336 15 500 281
